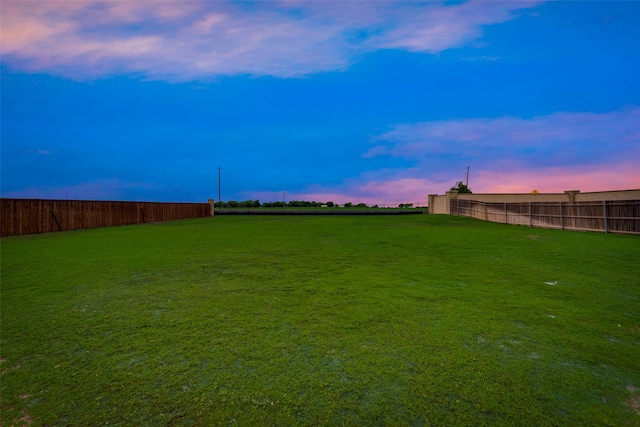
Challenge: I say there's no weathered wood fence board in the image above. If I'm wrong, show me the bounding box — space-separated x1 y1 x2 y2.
1 199 211 237
451 199 640 235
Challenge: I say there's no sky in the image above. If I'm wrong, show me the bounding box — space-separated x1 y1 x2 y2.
2 0 640 205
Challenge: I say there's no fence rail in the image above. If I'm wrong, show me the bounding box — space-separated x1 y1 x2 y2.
1 199 211 237
450 199 640 235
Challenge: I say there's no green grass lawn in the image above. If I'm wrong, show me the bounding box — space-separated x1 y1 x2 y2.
1 215 639 426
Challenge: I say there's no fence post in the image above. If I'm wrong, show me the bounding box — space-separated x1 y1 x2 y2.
484 202 487 221
603 200 608 233
559 202 563 230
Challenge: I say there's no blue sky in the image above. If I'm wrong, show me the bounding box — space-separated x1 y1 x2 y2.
2 1 639 205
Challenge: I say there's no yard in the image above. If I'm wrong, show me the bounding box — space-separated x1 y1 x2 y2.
1 215 639 425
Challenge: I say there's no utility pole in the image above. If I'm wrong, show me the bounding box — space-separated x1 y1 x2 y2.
466 166 470 187
218 166 222 207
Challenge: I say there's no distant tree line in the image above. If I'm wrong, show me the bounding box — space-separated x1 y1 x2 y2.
264 200 328 208
214 200 421 208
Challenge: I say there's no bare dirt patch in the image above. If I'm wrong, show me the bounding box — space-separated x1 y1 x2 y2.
627 386 640 416
0 405 33 427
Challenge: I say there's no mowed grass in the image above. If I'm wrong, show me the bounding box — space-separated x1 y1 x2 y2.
1 215 639 426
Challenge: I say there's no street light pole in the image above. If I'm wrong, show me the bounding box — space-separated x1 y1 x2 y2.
218 166 222 208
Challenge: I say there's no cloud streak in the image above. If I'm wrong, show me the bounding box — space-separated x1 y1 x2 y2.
1 0 540 80
260 158 640 206
359 107 640 196
273 107 640 204
369 107 640 167
249 175 439 207
471 163 640 194
0 179 160 201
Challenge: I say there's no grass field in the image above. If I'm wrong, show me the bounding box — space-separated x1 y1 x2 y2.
1 215 639 426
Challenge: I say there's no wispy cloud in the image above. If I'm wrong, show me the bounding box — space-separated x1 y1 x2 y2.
369 107 640 167
17 149 54 156
1 179 160 201
260 107 640 204
244 107 640 204
365 1 538 53
363 107 640 194
250 155 640 205
1 1 540 80
249 175 446 206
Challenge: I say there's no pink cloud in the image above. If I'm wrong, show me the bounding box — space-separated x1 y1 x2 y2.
369 1 539 53
247 158 640 206
247 176 447 206
0 1 541 80
252 162 640 206
369 107 640 165
472 163 640 194
362 108 640 198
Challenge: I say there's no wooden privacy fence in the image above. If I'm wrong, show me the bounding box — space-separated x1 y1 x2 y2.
0 199 212 237
450 199 640 235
